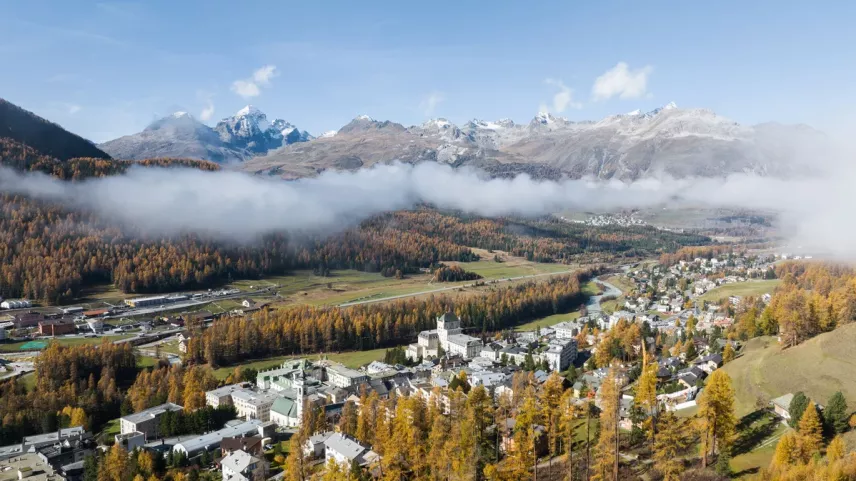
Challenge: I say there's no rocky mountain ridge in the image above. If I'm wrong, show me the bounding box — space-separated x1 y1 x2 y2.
243 103 826 180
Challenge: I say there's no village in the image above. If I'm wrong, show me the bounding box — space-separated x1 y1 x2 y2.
0 248 796 480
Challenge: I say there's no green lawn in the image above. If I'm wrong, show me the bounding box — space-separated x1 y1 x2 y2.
602 274 636 294
157 340 182 356
136 355 159 368
18 372 36 392
211 348 388 380
449 259 571 279
515 311 582 331
730 411 790 478
0 334 135 352
698 280 781 303
98 418 121 442
581 281 602 297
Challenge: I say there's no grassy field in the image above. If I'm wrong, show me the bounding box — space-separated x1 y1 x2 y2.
730 411 790 478
211 348 388 380
0 334 135 352
18 372 36 391
515 311 582 331
722 324 856 417
446 252 572 279
698 280 780 303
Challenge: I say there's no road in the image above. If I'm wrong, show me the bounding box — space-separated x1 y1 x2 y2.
585 279 623 315
338 270 577 307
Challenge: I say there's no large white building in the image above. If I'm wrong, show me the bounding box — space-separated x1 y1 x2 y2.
231 389 280 423
120 403 183 440
553 320 583 339
407 312 483 361
543 338 578 372
324 362 368 389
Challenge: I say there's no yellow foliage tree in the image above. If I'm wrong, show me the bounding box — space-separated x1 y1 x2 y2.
797 401 823 458
592 365 620 481
770 431 801 472
654 412 690 481
722 343 736 364
827 434 846 462
696 369 736 467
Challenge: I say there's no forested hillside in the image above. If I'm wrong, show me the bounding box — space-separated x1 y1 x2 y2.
0 136 711 303
0 98 111 160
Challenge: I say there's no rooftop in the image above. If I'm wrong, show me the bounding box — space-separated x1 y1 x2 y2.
221 449 260 475
324 433 367 461
121 403 183 425
0 454 61 481
161 420 263 454
230 389 280 406
325 362 366 379
23 426 85 447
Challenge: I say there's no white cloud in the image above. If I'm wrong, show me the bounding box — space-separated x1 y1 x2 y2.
231 65 278 99
66 103 82 115
419 92 444 116
231 79 261 99
592 62 653 101
199 99 215 121
544 78 581 113
252 65 277 85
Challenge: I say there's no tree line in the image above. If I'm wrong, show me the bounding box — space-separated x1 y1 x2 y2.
732 261 856 347
184 270 599 367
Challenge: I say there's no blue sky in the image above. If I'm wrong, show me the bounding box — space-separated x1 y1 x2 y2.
1 1 854 142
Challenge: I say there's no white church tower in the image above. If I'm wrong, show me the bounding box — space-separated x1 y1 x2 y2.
437 311 462 350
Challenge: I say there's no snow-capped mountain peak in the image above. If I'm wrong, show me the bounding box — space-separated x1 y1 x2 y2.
319 130 337 138
356 114 374 121
236 105 264 117
625 109 641 116
423 118 452 129
172 111 192 119
532 111 570 126
663 101 678 110
212 106 311 154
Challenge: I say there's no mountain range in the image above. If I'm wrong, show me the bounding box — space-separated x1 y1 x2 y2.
98 106 312 163
0 97 827 181
242 103 827 180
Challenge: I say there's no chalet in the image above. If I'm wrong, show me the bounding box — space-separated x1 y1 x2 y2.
221 449 263 481
677 366 706 389
220 436 265 457
770 393 794 422
695 353 723 374
177 331 193 353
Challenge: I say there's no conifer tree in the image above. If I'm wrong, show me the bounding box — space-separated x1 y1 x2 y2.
798 401 823 458
722 343 736 364
634 359 659 452
697 369 736 466
827 434 846 461
653 412 689 481
592 366 620 481
824 391 849 435
770 431 800 472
